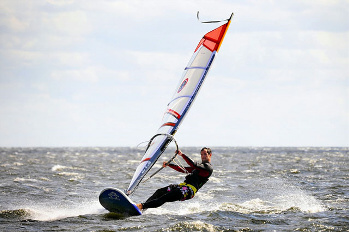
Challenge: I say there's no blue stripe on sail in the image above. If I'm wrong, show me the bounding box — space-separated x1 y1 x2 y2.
185 66 207 70
167 95 192 106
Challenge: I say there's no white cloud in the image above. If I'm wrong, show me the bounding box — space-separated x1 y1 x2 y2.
42 10 92 36
129 50 188 82
50 68 98 83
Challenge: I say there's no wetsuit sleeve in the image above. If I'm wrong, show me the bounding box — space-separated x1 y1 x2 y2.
168 154 200 174
181 154 197 168
168 163 195 173
168 163 186 173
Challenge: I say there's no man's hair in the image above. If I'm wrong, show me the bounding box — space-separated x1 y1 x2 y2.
201 147 212 154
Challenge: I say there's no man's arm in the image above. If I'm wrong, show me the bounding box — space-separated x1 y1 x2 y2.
163 150 195 173
168 163 191 173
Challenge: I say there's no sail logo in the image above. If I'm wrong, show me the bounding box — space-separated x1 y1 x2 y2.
177 78 188 93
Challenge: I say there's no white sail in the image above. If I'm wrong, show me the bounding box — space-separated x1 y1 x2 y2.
126 14 233 195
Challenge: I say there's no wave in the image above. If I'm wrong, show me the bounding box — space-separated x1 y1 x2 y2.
51 165 87 172
13 177 39 183
219 198 323 215
0 209 32 220
51 165 67 172
165 221 218 232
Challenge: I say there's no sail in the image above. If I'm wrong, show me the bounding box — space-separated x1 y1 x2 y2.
126 15 232 195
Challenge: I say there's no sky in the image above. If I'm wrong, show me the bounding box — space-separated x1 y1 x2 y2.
0 0 348 147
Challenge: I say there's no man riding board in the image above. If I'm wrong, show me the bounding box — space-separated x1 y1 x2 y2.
136 147 213 210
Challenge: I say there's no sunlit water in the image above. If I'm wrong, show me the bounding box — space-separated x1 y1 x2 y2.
0 147 348 231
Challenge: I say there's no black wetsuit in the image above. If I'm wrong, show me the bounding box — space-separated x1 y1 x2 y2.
142 153 213 209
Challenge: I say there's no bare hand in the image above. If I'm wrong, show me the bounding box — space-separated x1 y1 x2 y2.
177 150 183 157
162 161 169 167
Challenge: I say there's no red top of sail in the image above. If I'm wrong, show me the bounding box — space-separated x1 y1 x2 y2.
194 22 229 53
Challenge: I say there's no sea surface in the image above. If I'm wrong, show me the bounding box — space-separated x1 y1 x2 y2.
0 147 348 231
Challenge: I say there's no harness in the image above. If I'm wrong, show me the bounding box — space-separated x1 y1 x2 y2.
178 182 197 200
179 182 197 194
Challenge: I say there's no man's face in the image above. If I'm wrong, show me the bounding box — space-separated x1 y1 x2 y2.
201 149 211 163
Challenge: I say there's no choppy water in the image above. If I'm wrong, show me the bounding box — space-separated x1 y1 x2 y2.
0 147 348 231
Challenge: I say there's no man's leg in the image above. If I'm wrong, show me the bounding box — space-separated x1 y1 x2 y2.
141 185 182 209
144 186 169 204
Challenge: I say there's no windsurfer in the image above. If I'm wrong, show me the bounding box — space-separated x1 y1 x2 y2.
136 147 213 210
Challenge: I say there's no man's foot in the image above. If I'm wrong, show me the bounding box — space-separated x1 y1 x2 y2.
136 203 143 210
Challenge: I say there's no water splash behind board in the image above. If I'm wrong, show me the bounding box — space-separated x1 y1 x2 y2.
16 199 104 221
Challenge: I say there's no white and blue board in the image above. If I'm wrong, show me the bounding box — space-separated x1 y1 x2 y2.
99 188 142 216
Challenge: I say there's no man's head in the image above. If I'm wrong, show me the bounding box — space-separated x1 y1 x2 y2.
201 147 212 163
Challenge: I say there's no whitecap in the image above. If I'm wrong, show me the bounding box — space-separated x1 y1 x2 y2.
13 162 24 166
13 177 39 183
57 172 80 176
51 165 67 172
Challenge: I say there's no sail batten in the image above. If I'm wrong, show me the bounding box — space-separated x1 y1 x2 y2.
126 15 232 195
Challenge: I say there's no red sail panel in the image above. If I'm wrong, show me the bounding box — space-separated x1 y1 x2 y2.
166 109 181 119
195 22 229 53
